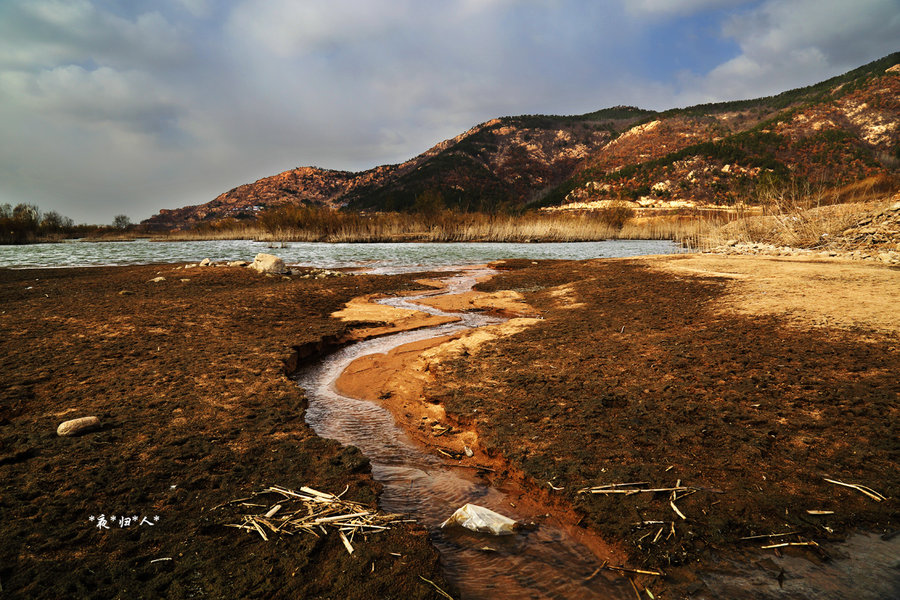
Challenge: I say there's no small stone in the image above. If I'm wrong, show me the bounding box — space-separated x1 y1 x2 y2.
57 416 100 437
227 261 249 267
464 446 474 458
199 258 211 267
180 278 190 282
148 277 166 283
118 290 134 296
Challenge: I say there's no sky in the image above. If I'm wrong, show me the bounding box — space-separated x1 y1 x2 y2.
0 0 897 224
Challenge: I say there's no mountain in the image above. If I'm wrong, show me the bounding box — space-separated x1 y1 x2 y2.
143 54 899 229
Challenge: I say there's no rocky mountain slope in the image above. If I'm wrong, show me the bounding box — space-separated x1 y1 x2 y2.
143 54 899 229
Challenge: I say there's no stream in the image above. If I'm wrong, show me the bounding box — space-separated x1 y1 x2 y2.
295 268 632 599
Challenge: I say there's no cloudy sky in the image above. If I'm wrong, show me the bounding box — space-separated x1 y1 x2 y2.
1 0 897 223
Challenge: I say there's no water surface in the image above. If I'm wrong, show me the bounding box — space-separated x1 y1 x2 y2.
0 239 686 272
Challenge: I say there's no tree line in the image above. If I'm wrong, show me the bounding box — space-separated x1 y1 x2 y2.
0 203 131 244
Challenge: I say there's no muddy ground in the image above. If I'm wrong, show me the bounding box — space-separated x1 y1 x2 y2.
422 256 899 595
0 264 450 599
3 255 898 599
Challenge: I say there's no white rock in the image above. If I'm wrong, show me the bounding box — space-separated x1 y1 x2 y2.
57 416 100 437
148 277 166 283
250 253 287 274
199 258 211 267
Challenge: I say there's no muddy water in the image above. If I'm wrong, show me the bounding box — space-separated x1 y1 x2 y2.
296 269 632 599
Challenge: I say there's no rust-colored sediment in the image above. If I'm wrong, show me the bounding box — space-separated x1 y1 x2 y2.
332 286 628 564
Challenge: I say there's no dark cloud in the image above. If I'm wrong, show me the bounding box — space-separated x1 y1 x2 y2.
0 0 896 223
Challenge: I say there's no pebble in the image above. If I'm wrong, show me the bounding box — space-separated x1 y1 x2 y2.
57 416 100 437
148 277 166 283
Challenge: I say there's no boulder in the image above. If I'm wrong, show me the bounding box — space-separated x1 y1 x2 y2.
250 253 287 274
199 258 211 267
57 416 100 437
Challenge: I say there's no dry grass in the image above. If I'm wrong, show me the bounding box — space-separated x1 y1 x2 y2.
149 207 723 245
698 176 899 250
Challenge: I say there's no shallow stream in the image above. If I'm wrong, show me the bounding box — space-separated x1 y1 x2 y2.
296 268 632 599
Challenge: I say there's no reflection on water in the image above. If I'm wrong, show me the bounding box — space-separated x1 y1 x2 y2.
0 238 687 271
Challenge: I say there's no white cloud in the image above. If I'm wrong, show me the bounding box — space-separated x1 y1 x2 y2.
0 0 187 70
674 0 900 103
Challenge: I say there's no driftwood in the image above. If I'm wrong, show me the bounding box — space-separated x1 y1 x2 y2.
219 484 408 554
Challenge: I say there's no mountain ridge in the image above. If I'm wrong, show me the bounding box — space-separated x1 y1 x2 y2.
143 53 899 229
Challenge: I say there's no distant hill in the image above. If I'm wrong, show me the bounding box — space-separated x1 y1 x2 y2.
143 53 899 229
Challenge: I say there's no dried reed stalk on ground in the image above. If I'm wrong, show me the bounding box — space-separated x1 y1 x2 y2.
217 485 411 553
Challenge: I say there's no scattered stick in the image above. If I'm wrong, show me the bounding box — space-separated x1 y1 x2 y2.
603 565 665 577
670 500 686 520
419 575 455 600
739 531 799 541
823 478 886 502
149 557 172 564
338 530 354 555
761 541 819 550
628 577 642 600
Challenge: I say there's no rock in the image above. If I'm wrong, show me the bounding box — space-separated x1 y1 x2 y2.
250 253 287 274
464 446 474 458
57 416 100 437
227 261 249 267
199 258 211 267
148 277 166 283
180 278 190 282
118 290 134 296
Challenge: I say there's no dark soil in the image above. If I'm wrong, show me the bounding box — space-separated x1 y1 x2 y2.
426 258 899 592
0 264 449 600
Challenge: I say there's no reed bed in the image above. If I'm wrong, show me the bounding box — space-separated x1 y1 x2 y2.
152 207 726 245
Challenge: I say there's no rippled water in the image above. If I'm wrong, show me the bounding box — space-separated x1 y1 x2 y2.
0 239 686 272
296 270 632 599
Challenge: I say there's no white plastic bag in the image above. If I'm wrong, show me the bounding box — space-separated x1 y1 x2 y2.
440 503 517 535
